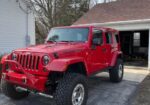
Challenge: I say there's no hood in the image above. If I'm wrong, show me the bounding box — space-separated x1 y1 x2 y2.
14 43 88 54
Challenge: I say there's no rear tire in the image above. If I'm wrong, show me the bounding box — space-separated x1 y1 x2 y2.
54 73 88 105
109 59 124 82
1 79 29 100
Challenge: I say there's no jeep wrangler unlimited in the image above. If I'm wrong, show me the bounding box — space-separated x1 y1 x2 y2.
0 26 123 105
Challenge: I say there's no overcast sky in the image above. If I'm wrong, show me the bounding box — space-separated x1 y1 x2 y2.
97 0 117 3
90 0 117 8
90 0 105 8
98 0 104 3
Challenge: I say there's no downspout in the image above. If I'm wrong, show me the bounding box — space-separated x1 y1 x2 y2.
17 0 30 46
25 6 30 46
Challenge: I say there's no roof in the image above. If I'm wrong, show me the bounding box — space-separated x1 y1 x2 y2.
73 0 150 25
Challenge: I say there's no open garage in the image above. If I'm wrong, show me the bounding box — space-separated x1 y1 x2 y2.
120 30 149 68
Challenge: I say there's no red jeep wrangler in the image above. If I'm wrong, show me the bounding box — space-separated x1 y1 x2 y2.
0 26 123 105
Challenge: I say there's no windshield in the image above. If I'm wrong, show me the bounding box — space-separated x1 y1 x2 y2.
46 28 89 42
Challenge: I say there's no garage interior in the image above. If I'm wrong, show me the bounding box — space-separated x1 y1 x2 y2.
120 30 149 68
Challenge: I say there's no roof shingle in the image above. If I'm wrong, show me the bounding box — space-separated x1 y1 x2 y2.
73 0 150 25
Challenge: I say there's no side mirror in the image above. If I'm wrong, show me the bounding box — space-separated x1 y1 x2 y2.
92 38 103 46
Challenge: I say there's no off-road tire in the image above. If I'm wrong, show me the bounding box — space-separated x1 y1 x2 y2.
54 73 88 105
1 79 29 100
109 59 124 82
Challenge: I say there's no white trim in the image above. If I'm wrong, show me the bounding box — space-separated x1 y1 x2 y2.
73 19 150 26
149 29 150 70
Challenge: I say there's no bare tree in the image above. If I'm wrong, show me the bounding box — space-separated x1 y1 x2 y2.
25 0 90 44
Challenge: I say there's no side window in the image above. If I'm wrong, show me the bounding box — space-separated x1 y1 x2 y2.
105 32 112 44
133 32 140 46
93 29 103 44
113 33 119 43
115 34 119 43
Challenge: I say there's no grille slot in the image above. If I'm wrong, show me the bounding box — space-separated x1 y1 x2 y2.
36 56 40 69
16 54 40 70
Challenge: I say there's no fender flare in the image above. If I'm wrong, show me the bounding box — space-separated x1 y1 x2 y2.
45 57 88 73
110 51 123 67
0 54 10 79
1 54 9 64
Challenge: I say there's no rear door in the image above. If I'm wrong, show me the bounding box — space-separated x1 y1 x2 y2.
103 31 114 65
113 32 120 52
103 31 120 66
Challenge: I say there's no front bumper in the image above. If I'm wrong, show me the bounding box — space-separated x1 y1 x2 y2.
2 60 47 92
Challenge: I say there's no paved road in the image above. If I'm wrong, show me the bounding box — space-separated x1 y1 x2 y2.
0 68 148 105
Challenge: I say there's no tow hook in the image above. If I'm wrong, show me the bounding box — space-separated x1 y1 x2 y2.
22 77 27 84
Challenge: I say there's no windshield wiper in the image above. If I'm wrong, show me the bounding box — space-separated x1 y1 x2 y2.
47 40 57 43
59 41 71 42
59 40 76 43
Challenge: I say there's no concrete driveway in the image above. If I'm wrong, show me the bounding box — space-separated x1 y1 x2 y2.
0 67 149 105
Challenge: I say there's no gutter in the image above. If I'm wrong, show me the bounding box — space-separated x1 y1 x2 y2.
72 19 150 26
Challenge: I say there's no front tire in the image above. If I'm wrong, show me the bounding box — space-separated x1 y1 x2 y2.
1 79 29 100
109 59 124 82
54 73 88 105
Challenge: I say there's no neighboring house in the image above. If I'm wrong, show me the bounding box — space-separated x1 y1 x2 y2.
73 0 150 70
0 0 35 54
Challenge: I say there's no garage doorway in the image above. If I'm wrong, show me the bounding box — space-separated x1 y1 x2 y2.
120 30 149 68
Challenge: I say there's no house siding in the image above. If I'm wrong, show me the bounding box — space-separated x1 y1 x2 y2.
0 0 35 55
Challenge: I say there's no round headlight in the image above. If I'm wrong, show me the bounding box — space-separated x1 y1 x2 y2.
43 55 50 65
12 53 17 60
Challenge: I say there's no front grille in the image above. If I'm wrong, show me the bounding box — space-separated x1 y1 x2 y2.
16 54 40 70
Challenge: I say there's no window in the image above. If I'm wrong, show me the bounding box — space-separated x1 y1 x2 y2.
114 34 119 43
93 29 103 43
47 28 89 42
105 32 112 44
133 32 140 46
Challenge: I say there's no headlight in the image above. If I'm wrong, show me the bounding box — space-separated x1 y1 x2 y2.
12 53 17 60
42 55 50 65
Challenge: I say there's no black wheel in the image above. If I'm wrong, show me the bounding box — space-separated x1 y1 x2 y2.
1 79 29 100
54 73 88 105
109 59 124 82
